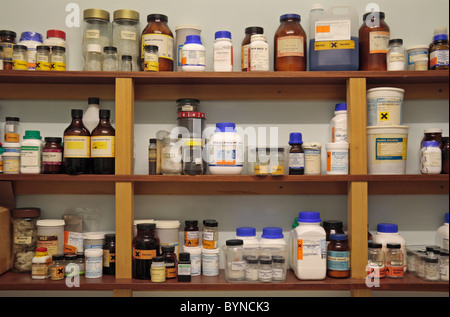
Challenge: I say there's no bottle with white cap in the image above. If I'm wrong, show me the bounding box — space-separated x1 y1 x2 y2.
84 43 102 71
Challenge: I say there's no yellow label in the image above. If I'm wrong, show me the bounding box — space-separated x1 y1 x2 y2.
144 60 159 72
151 266 166 282
5 132 20 142
12 59 28 70
64 136 90 158
314 40 355 51
50 265 65 280
133 248 156 260
51 62 66 71
91 136 115 158
36 61 51 71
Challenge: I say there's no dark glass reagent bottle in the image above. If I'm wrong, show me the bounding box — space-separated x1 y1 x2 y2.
132 223 160 280
91 109 115 174
63 109 91 174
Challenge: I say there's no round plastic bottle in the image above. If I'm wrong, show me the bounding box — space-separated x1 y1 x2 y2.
18 31 43 70
372 223 406 272
209 122 243 175
330 103 347 143
259 227 287 264
437 213 449 250
213 31 233 72
235 227 260 258
20 130 43 174
291 211 326 280
249 34 269 71
181 35 206 71
241 26 264 71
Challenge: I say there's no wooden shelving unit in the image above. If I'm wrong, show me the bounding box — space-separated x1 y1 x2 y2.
0 70 448 297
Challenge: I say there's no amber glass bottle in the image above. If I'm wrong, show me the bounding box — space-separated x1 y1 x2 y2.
327 233 350 278
63 109 91 174
241 26 264 71
359 12 390 71
430 34 449 70
91 109 115 174
132 223 160 280
141 14 174 71
274 14 307 71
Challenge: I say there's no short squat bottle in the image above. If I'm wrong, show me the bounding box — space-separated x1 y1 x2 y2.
91 109 115 174
63 109 91 174
430 34 449 70
327 233 350 278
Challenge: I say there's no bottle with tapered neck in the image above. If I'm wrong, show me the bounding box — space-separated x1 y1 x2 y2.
91 109 115 174
63 109 91 174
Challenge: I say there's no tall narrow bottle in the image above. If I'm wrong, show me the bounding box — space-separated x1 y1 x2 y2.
91 109 115 174
63 109 91 174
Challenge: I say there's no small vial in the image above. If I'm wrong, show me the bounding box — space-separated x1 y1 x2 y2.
150 256 166 283
425 257 440 281
245 255 259 281
35 45 51 71
49 254 65 281
202 219 218 249
161 245 177 279
258 256 273 283
386 243 404 279
121 55 132 71
50 46 66 71
367 243 386 278
85 44 102 71
178 252 191 282
272 256 286 282
143 45 159 72
12 44 28 70
406 250 416 274
102 46 119 71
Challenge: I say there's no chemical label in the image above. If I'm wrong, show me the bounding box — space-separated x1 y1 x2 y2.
133 248 156 260
367 263 386 278
430 50 449 68
367 97 402 126
103 250 116 267
121 30 137 41
36 59 51 71
214 44 233 71
85 255 102 278
375 137 407 161
408 50 427 66
64 136 90 158
327 251 350 271
241 44 250 69
181 49 206 67
386 265 404 278
141 34 174 60
249 46 269 71
210 143 244 167
5 132 19 142
289 153 305 168
165 263 177 279
184 231 199 247
144 52 159 71
369 31 390 54
0 43 14 62
12 58 28 70
277 35 304 57
3 158 20 173
50 265 65 280
91 136 115 158
314 40 355 51
64 231 83 253
51 61 66 71
85 29 100 39
315 20 351 41
327 150 348 173
37 235 59 257
43 149 62 165
20 146 41 168
297 238 326 260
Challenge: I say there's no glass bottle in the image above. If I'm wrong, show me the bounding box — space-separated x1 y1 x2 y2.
184 220 199 247
121 55 132 71
440 250 449 282
43 137 63 174
425 257 440 281
150 256 166 283
387 39 406 71
49 254 65 280
141 14 174 71
161 136 182 175
63 109 91 175
359 12 390 71
161 245 177 279
224 239 246 282
274 14 307 71
258 256 273 283
82 9 111 61
178 252 191 282
12 44 28 70
103 233 116 275
272 255 287 282
202 219 219 249
50 46 66 71
148 138 157 175
327 233 350 278
288 132 304 175
91 109 115 174
112 9 140 71
430 34 449 70
76 253 85 275
35 45 51 71
241 26 264 71
367 242 385 278
421 129 443 149
0 46 3 70
85 44 102 71
177 98 200 113
143 44 159 72
245 255 259 281
132 223 160 280
386 243 404 279
0 30 17 70
64 253 78 277
102 46 119 71
4 117 20 143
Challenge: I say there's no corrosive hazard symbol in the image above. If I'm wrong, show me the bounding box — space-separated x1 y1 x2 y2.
380 112 389 121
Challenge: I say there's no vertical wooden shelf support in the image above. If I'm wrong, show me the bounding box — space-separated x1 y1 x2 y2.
114 78 135 296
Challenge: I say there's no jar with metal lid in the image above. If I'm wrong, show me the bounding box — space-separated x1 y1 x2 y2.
177 99 200 113
50 46 66 71
82 9 111 60
327 233 350 278
0 30 17 70
12 44 28 70
274 14 307 71
35 45 51 71
141 14 174 71
113 9 140 71
102 46 118 71
359 12 390 71
4 117 20 143
202 219 218 249
49 254 65 280
103 233 116 275
223 239 246 282
386 243 404 278
11 207 41 273
241 26 264 71
143 44 159 71
43 137 63 174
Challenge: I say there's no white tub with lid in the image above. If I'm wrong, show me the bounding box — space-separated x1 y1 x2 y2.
367 87 405 126
326 142 349 175
367 126 409 174
406 45 429 70
37 219 65 256
156 220 180 255
83 232 105 249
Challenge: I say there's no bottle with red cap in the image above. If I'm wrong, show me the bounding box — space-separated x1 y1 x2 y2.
31 247 51 279
44 30 68 69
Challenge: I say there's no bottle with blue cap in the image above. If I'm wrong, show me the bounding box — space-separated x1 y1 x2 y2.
214 31 233 72
18 31 43 70
235 227 260 257
430 33 449 70
290 211 326 280
372 223 406 272
288 132 304 175
420 140 442 174
330 102 347 143
208 122 243 175
181 35 206 72
259 227 287 272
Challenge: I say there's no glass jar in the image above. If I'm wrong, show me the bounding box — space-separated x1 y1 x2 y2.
258 256 273 283
406 250 417 274
11 207 41 273
49 254 65 280
102 46 118 71
223 239 246 282
368 242 385 278
421 128 443 149
272 255 286 282
12 44 28 70
132 223 160 280
64 253 78 276
35 45 51 71
245 255 259 281
43 137 63 174
0 30 17 70
440 250 449 282
76 253 85 275
50 46 66 71
251 147 286 176
425 257 440 281
141 14 174 71
387 39 405 71
161 136 182 175
386 243 404 278
241 26 264 71
85 44 102 71
359 12 390 71
143 44 159 71
442 137 449 174
4 117 20 143
327 233 350 278
177 112 206 176
112 9 140 71
102 233 116 275
177 98 200 113
184 220 199 247
82 9 111 60
202 219 218 249
274 14 307 71
121 55 132 71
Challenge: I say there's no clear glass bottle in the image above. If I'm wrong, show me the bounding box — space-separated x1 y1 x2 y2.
387 38 406 71
50 46 66 71
102 46 118 71
112 9 140 71
82 9 111 61
202 219 219 249
245 255 259 281
258 256 273 283
386 243 404 279
121 55 132 71
161 136 182 175
85 44 102 71
76 253 85 275
143 44 159 72
425 257 440 281
224 239 246 282
4 117 20 143
35 45 51 71
64 253 78 276
12 44 28 70
49 254 65 280
368 242 386 278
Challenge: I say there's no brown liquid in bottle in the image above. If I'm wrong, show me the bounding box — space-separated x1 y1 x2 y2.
359 12 390 71
141 14 174 71
63 109 91 174
91 109 115 174
274 14 307 71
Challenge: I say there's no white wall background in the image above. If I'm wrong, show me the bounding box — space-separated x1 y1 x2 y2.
0 0 448 297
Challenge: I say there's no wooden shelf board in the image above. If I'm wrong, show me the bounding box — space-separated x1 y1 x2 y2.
365 174 449 195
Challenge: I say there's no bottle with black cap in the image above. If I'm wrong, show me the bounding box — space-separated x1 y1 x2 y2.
91 109 115 174
178 252 191 282
63 109 91 174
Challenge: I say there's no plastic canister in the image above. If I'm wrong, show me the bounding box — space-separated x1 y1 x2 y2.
367 87 405 126
182 245 201 276
326 142 349 175
83 232 105 249
36 219 65 257
44 30 68 70
18 31 43 70
85 248 103 278
291 211 327 280
330 103 347 143
367 126 409 174
235 227 260 258
309 5 359 71
175 25 201 71
181 35 206 72
201 247 219 276
209 122 244 175
156 220 180 256
372 223 407 271
406 45 429 70
259 227 287 260
437 213 449 250
2 143 20 174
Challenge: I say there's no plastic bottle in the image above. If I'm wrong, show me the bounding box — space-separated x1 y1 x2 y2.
437 213 449 250
235 227 260 258
330 103 347 143
249 34 269 71
44 30 68 70
420 141 442 174
31 247 51 279
20 130 43 174
18 31 43 70
213 31 233 72
208 122 243 175
181 35 206 72
372 223 407 272
83 97 100 133
259 227 287 264
291 211 326 280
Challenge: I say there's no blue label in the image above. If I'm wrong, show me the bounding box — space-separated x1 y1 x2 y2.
327 250 349 271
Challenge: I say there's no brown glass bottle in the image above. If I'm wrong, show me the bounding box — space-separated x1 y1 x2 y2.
430 34 449 70
274 14 307 71
327 233 350 278
161 245 177 279
103 234 116 275
141 14 174 71
0 30 17 70
184 220 199 247
91 109 115 174
132 223 160 280
241 26 264 71
63 109 91 174
43 137 63 174
359 12 390 71
441 137 449 174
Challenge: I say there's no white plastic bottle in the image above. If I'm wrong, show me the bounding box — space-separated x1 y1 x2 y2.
437 213 449 250
249 34 269 71
44 30 69 70
259 227 287 262
235 227 260 257
330 102 347 143
181 35 206 72
291 211 326 280
372 223 407 272
213 31 233 72
18 31 43 70
20 130 43 174
208 122 243 175
83 97 100 133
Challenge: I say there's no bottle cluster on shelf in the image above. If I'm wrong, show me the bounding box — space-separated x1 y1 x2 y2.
1 5 448 72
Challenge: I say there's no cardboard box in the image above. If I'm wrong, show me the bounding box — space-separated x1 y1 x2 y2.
0 206 12 275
